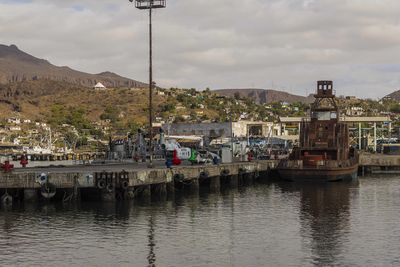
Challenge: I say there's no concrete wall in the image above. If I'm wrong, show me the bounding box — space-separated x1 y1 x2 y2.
232 121 277 137
0 161 278 189
359 153 400 166
163 122 233 138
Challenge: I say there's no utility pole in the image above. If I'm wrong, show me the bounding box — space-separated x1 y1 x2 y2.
130 0 166 167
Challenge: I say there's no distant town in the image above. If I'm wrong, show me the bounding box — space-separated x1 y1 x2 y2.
0 83 398 156
0 44 399 158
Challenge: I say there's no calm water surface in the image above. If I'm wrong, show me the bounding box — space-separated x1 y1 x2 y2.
1 177 400 266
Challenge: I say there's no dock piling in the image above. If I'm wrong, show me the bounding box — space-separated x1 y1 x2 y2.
188 178 200 194
166 181 175 196
141 185 152 199
24 189 38 202
209 176 220 192
230 175 239 188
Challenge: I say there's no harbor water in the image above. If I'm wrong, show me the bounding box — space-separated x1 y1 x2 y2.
1 176 400 266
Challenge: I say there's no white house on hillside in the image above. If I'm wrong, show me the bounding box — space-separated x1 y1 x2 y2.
94 82 106 90
7 117 21 124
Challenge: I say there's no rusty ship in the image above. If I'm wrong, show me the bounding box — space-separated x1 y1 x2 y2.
278 80 358 182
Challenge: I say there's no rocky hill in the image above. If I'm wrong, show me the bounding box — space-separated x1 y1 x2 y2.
0 79 165 128
214 88 314 104
0 44 147 88
384 89 400 101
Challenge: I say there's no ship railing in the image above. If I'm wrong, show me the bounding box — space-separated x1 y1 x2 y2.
320 159 357 168
279 160 303 168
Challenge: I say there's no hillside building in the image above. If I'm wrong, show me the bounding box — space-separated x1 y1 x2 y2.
7 117 21 124
162 121 282 141
94 82 106 90
279 116 392 151
8 126 21 131
346 106 365 116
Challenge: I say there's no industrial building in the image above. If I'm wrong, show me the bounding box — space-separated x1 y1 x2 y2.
162 121 282 139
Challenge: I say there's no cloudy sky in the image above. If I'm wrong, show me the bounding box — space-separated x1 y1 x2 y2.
1 0 400 98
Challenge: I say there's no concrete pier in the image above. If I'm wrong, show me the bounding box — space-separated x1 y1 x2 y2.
359 153 400 175
359 153 400 166
0 160 278 203
4 153 400 203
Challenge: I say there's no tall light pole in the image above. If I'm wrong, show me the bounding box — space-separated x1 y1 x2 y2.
130 0 166 167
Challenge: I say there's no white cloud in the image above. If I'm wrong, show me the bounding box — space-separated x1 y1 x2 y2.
1 0 400 98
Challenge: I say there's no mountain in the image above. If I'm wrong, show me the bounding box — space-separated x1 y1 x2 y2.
213 88 314 104
384 89 400 101
0 44 147 88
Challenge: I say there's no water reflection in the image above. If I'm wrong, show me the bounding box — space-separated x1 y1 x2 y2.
277 181 358 266
7 179 400 267
147 215 156 267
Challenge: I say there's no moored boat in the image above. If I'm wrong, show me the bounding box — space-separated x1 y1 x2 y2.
278 81 358 182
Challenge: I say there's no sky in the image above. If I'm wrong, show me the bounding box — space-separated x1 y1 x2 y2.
1 0 400 99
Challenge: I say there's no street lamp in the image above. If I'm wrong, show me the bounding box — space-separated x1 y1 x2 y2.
130 0 166 167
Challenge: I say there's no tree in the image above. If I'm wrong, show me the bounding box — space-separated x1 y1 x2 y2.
190 103 199 109
127 120 141 134
390 103 400 113
100 105 119 121
66 107 91 130
90 128 104 140
48 104 67 126
64 131 78 151
189 88 197 96
76 136 88 148
160 103 175 112
174 115 185 123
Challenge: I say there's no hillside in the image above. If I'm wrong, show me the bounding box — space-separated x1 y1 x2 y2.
0 80 161 125
0 44 147 88
214 88 314 104
384 89 400 101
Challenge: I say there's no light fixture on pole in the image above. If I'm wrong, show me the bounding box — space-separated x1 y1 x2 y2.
130 0 166 167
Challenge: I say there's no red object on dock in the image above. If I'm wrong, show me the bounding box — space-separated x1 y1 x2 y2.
1 160 14 172
247 151 254 162
20 156 28 167
172 150 182 165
